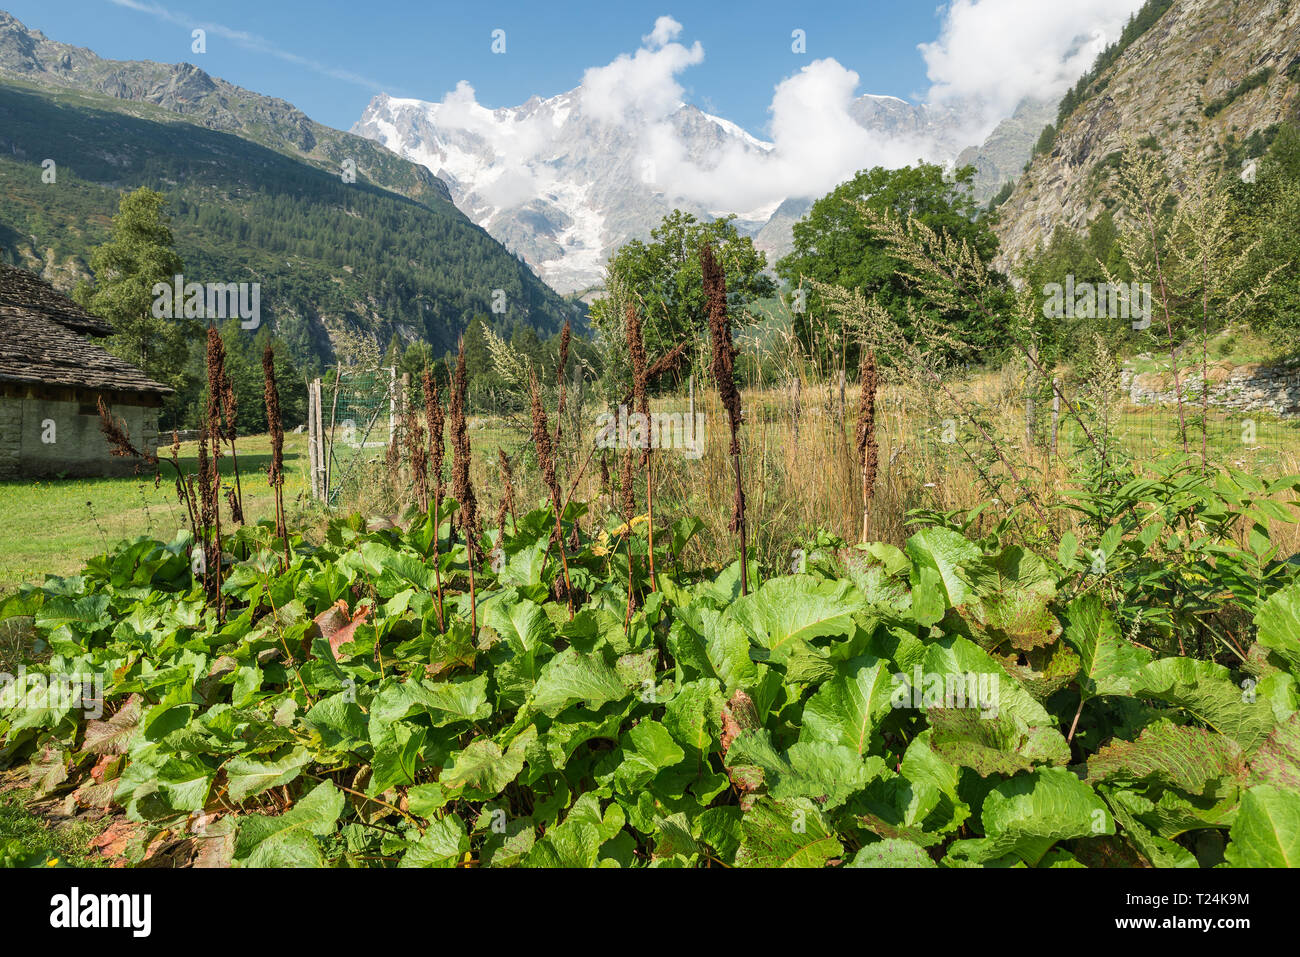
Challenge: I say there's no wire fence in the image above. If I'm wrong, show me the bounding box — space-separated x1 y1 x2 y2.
307 367 398 507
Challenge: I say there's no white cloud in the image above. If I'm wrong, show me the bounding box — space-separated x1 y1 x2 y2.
920 0 1147 138
578 25 704 123
647 58 937 212
414 5 1150 216
643 15 684 49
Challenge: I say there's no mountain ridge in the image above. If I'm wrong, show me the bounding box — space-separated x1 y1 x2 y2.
993 0 1300 270
352 87 1001 291
0 10 577 366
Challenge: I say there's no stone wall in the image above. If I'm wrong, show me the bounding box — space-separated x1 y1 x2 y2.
0 397 21 479
0 395 160 479
1120 359 1300 419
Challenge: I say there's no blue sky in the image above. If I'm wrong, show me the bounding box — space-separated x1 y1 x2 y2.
6 0 945 133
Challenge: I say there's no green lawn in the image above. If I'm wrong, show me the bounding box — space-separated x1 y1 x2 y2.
0 787 107 867
0 432 310 595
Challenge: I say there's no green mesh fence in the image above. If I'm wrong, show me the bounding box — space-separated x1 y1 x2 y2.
324 367 397 507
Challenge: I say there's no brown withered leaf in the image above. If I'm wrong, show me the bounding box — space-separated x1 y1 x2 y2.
82 694 144 756
311 599 372 661
720 689 759 756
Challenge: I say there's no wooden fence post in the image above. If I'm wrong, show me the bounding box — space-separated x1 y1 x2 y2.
313 379 326 501
1051 378 1061 459
307 378 321 500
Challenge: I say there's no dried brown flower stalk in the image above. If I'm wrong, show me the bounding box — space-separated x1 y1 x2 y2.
497 448 518 534
196 433 222 614
620 445 637 623
96 396 156 466
423 366 445 503
262 345 289 568
450 338 480 632
855 348 879 543
530 367 573 613
701 243 748 595
204 327 243 525
422 364 446 630
407 406 429 513
625 302 657 592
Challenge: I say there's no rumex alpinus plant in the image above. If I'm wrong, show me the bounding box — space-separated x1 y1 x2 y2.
701 243 749 595
195 433 221 614
423 364 447 630
262 344 289 569
626 302 657 593
856 347 879 542
407 405 429 514
620 443 637 624
497 449 518 534
530 366 573 614
202 329 228 616
205 327 244 525
450 338 480 630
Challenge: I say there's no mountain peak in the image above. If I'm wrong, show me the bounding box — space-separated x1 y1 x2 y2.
351 88 989 291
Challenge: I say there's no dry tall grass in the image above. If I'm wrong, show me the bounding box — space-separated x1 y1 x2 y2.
310 360 1300 571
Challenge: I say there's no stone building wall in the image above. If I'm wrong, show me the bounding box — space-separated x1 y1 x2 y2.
1120 360 1300 419
0 395 160 479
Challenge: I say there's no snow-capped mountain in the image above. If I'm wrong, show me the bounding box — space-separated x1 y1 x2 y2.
352 89 973 293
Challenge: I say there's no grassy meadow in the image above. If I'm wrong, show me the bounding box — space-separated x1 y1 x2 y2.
3 366 1298 598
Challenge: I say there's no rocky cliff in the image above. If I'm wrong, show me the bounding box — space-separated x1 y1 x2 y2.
993 0 1300 271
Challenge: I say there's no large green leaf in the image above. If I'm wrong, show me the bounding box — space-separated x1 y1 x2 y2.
1086 720 1246 795
225 747 313 803
1135 658 1275 753
726 729 878 809
615 720 686 793
1103 788 1198 868
1249 713 1300 790
919 636 1070 774
958 546 1060 651
947 767 1112 866
905 526 981 622
800 656 895 757
734 797 843 868
1064 594 1150 698
1255 583 1300 676
439 727 535 800
724 576 860 663
302 693 368 751
399 814 469 868
529 648 628 716
233 781 345 867
1224 785 1300 868
848 839 937 868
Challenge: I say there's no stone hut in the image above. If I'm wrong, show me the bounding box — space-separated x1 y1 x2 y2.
0 264 172 479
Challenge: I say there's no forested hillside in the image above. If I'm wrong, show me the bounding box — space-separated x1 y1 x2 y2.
0 79 578 368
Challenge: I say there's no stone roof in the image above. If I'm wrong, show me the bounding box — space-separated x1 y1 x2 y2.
0 265 173 395
0 263 113 336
